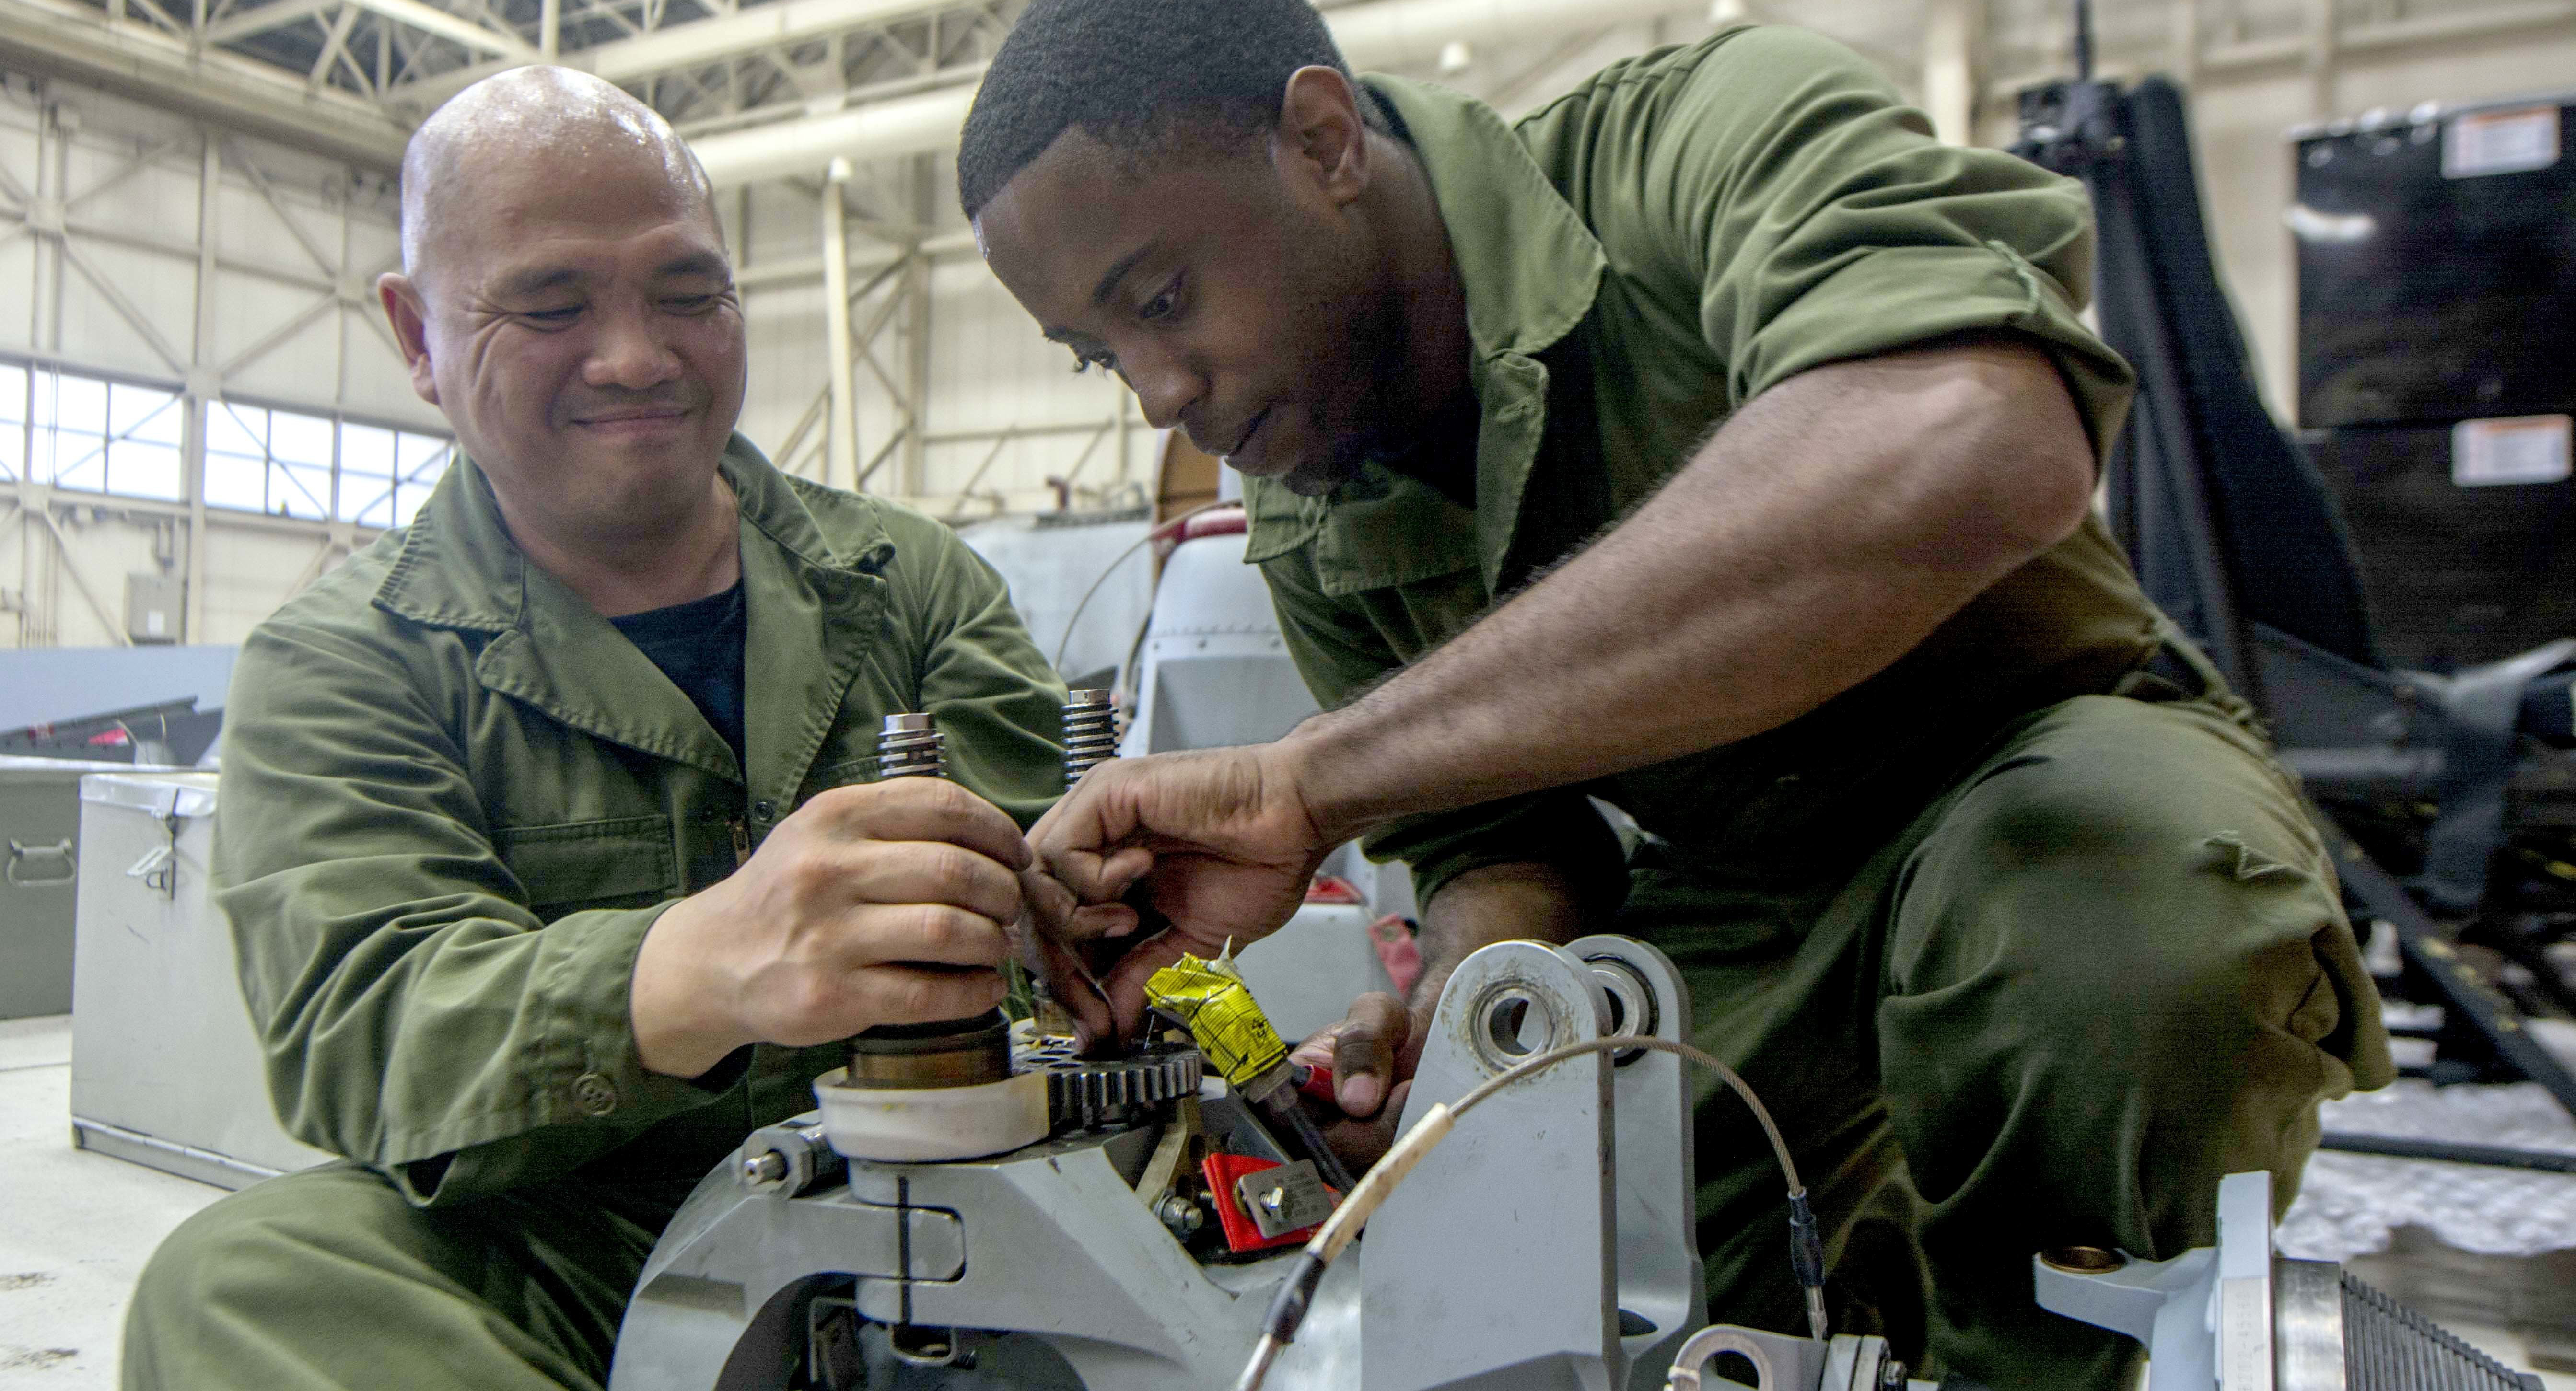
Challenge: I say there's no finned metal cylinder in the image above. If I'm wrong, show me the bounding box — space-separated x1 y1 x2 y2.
878 711 946 780
1061 688 1117 788
855 715 996 1079
844 1010 1014 1090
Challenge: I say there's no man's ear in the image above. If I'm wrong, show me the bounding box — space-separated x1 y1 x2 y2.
377 273 440 407
1274 65 1370 209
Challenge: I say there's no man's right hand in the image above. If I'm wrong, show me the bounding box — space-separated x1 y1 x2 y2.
631 778 1030 1078
1288 991 1425 1171
1025 743 1339 1044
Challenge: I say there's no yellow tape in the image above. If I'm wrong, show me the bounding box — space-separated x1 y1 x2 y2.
1143 945 1288 1088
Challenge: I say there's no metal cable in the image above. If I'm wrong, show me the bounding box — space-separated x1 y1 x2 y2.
1235 1033 1813 1391
1047 499 1232 673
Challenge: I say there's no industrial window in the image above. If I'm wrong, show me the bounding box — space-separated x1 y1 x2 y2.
0 357 452 525
0 362 24 484
203 400 451 526
335 423 452 529
0 362 185 502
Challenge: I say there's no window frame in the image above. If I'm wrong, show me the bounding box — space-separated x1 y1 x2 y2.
0 354 456 530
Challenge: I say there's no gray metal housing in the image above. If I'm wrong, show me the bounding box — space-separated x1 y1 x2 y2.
608 937 1702 1391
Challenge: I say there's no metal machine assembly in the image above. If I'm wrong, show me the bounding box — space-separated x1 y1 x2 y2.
610 935 1704 1391
614 928 2549 1391
811 715 1049 1163
619 695 2548 1391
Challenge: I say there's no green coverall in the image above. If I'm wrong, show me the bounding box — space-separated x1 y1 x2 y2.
122 437 1070 1390
1240 29 2396 1390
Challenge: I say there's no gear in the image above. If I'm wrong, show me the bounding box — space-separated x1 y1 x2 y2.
1021 1038 1204 1129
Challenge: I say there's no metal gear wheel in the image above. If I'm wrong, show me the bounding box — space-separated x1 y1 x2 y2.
1022 1038 1204 1129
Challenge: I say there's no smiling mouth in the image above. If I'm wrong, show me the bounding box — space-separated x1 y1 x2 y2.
574 408 690 431
1222 408 1272 463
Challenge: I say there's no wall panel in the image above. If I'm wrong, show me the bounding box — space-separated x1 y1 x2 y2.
198 523 356 644
0 64 438 651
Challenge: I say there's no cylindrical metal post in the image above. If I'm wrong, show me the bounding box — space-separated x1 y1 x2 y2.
1061 689 1117 788
876 711 945 780
820 157 860 492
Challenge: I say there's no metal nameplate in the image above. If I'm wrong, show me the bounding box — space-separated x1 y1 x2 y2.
1234 1159 1334 1239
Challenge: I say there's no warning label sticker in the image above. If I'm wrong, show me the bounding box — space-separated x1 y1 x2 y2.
2443 105 2560 178
2453 415 2574 487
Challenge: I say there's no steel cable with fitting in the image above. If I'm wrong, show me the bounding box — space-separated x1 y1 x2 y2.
1231 1033 1820 1391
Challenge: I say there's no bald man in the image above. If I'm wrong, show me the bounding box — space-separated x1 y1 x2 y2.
120 68 1070 1391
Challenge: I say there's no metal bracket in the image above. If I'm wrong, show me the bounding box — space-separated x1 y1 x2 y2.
1364 939 1620 1391
126 844 174 898
2033 1171 2275 1391
121 812 184 900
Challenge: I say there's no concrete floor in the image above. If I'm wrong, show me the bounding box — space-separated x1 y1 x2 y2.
2 1009 2571 1391
0 1016 218 1390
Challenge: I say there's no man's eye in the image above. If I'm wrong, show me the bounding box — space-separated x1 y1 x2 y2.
523 306 581 324
666 293 724 313
1139 279 1181 322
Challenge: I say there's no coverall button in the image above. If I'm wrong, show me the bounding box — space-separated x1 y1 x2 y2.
752 800 776 822
572 1072 618 1117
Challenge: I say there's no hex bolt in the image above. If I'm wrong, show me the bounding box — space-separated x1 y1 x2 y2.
1155 1194 1205 1238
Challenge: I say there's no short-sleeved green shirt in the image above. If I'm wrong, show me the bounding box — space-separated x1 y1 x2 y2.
1241 27 2166 907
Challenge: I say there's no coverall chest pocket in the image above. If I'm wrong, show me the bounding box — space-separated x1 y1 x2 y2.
802 755 877 798
493 816 680 920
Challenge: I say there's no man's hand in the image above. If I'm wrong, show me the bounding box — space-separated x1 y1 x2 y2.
631 779 1031 1078
1287 992 1422 1171
1276 860 1596 1166
1025 743 1336 1043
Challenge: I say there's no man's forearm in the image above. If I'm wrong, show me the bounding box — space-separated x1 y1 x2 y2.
1404 860 1596 1023
1279 338 2098 844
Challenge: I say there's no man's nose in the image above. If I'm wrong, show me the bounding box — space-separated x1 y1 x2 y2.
583 304 682 391
1119 340 1204 433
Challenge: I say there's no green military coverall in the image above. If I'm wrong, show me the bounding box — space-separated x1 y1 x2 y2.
1246 29 2397 1389
122 436 1068 1390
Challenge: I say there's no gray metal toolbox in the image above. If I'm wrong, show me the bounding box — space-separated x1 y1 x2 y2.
0 754 173 1020
69 770 333 1188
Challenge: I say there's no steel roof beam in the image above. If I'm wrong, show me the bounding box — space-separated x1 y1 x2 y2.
688 0 1712 185
0 0 409 170
393 0 953 110
202 0 338 46
348 0 539 60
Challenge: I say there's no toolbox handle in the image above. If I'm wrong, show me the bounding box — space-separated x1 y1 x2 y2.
5 838 77 888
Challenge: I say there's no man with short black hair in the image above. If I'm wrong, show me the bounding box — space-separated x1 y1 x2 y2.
121 67 1067 1391
973 3 2395 1387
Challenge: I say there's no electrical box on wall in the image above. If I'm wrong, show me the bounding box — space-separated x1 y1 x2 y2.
124 573 183 645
